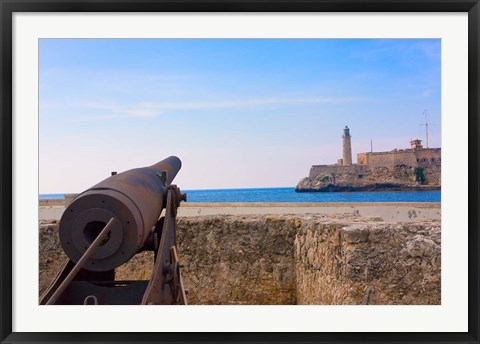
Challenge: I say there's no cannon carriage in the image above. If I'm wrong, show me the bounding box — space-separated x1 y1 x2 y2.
40 156 187 305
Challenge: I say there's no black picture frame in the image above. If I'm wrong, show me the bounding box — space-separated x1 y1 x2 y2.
1 1 479 343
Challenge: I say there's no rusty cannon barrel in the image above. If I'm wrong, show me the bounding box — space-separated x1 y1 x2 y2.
58 156 182 272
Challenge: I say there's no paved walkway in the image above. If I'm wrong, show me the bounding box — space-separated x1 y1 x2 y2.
40 202 440 222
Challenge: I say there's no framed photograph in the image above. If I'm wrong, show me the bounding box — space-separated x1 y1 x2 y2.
1 1 478 343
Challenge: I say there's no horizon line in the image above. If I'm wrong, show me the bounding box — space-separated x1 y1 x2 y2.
38 186 296 196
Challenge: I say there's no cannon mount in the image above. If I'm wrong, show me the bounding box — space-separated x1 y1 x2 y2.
40 163 188 305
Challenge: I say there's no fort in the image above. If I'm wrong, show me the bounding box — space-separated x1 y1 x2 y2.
296 126 441 192
39 212 441 305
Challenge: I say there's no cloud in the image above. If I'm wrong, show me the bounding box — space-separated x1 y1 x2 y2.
51 96 370 122
146 96 368 110
68 111 158 121
41 101 159 122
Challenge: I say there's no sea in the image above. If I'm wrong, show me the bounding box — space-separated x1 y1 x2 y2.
39 187 441 203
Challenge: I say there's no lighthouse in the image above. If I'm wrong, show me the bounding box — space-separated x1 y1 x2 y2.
342 126 352 165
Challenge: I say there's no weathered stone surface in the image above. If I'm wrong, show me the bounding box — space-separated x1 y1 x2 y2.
39 221 153 295
39 220 68 295
295 221 441 304
296 165 440 192
176 216 298 304
340 224 369 243
39 214 440 305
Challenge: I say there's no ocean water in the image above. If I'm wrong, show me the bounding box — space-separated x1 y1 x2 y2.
40 188 441 203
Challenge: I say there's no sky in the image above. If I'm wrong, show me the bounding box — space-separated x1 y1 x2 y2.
39 39 441 193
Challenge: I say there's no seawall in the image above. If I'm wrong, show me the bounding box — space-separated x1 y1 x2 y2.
39 212 440 305
39 201 441 222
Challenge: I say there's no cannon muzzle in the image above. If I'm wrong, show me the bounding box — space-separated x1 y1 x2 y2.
58 156 182 271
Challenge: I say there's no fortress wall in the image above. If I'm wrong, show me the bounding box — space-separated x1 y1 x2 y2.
177 216 297 305
416 148 441 158
420 163 441 184
40 215 441 305
295 220 441 304
309 165 367 178
357 153 368 165
366 152 395 168
416 149 442 166
393 151 417 166
414 150 441 184
367 151 417 169
355 149 440 170
304 160 442 189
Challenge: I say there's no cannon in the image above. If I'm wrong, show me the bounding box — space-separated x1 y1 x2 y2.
40 156 187 305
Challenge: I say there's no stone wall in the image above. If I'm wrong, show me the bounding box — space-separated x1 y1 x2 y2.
39 220 154 296
298 158 440 191
39 199 65 207
39 215 440 305
369 150 417 168
295 220 441 304
416 148 442 164
357 153 367 165
422 163 441 185
309 164 367 178
177 216 298 304
356 148 441 170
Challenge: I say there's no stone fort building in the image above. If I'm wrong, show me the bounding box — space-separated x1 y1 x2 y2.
336 126 441 169
296 126 441 192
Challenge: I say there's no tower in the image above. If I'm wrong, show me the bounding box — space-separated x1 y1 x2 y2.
410 139 423 150
342 126 352 165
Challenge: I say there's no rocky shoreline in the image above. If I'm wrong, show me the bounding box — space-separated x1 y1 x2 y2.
295 183 441 192
295 164 441 192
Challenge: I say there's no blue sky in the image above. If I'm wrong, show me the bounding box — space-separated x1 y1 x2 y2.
39 39 441 193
